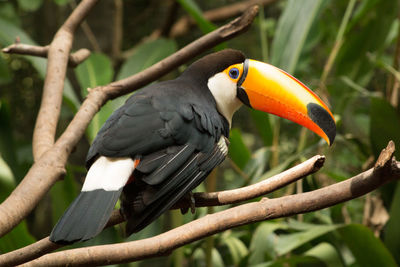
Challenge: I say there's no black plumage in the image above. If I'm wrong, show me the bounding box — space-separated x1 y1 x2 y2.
50 49 246 243
87 50 245 235
50 189 122 244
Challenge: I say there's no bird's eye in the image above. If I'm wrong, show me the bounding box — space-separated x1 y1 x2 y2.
229 68 240 79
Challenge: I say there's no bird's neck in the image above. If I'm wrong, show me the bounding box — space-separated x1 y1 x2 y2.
207 72 242 126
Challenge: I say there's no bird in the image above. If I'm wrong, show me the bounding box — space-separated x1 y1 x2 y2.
50 49 336 244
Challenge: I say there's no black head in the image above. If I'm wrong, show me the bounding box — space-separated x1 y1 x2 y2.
180 49 246 83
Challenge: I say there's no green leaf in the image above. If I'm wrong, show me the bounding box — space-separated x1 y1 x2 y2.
117 38 177 80
86 102 116 142
275 224 340 256
271 0 323 72
75 52 114 94
0 154 15 203
369 97 400 159
74 53 114 141
0 2 21 26
250 110 273 146
254 144 317 183
0 55 11 85
0 16 36 45
336 0 399 83
192 248 225 267
53 0 70 5
223 235 248 265
17 0 43 12
248 222 288 264
339 224 397 267
50 166 79 223
243 147 270 181
228 128 251 169
0 221 36 253
0 100 23 181
305 242 344 267
176 0 216 34
262 255 324 267
0 17 80 109
384 183 400 263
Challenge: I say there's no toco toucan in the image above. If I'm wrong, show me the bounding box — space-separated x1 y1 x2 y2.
50 49 336 244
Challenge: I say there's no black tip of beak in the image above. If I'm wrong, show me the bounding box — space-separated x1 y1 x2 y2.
307 103 336 146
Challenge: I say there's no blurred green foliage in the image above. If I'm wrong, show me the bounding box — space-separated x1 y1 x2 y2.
1 0 400 266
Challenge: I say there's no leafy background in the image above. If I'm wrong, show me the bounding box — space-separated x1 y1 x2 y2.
1 0 400 266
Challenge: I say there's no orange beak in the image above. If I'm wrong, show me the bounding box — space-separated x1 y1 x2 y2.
233 59 336 145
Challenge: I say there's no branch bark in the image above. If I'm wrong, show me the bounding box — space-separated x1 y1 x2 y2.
2 44 91 67
20 141 400 266
32 0 99 160
0 155 324 267
0 5 259 238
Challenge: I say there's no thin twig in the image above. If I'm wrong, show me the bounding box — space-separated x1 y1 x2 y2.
22 142 400 266
2 44 91 67
121 0 276 60
69 0 101 52
170 0 277 38
160 0 180 37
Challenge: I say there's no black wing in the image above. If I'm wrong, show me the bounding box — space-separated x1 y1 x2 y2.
86 79 228 165
121 137 228 235
85 80 230 234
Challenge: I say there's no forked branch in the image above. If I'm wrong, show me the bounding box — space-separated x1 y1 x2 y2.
20 141 400 266
0 155 324 266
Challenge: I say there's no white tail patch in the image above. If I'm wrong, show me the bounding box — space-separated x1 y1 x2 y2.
81 156 137 192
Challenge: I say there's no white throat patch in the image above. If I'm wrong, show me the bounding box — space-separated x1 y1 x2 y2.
208 72 242 126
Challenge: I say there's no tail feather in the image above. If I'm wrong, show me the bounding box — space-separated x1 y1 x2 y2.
50 156 137 244
49 189 122 244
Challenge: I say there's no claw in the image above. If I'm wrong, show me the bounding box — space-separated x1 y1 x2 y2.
180 191 196 214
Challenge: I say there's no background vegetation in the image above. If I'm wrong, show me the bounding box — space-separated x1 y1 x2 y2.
1 0 400 266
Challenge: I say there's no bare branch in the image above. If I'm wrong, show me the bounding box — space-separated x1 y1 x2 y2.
175 155 325 208
32 0 99 160
121 0 275 60
2 44 91 67
21 142 400 266
0 154 323 266
170 0 277 38
104 5 260 99
0 5 259 238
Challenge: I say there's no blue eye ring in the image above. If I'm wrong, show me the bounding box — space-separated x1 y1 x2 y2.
229 67 240 79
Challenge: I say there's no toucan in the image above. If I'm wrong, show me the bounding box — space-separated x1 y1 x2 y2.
50 49 336 244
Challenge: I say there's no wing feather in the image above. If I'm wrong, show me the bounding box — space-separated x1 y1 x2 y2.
122 139 227 235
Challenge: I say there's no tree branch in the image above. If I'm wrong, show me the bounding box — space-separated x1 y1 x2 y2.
0 154 324 267
32 0 99 160
169 0 277 38
103 5 260 99
121 0 276 60
20 142 400 266
0 5 259 238
2 44 91 67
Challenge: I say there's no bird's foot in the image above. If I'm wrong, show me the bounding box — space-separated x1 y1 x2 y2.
180 191 196 215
